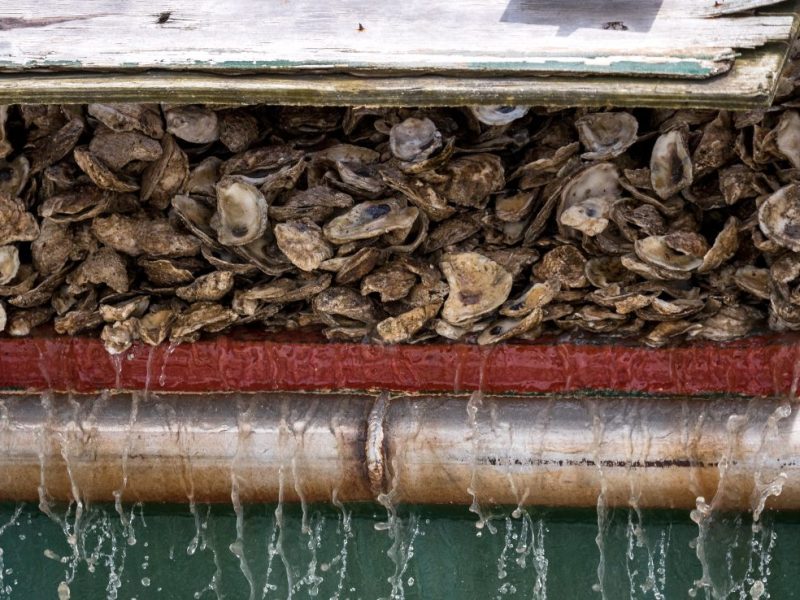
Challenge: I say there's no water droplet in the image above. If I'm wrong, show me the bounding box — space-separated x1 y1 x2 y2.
750 580 765 599
57 581 70 600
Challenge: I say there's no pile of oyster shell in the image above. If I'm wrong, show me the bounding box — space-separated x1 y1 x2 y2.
2 51 800 351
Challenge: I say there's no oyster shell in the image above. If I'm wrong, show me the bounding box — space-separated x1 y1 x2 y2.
533 246 588 289
774 110 800 169
0 245 19 285
0 268 37 300
100 295 149 323
31 219 72 275
8 270 66 308
376 302 440 343
7 306 53 336
557 163 619 237
140 134 188 209
170 302 238 343
73 146 140 192
692 111 734 177
39 187 134 224
575 112 638 160
650 130 693 199
219 110 259 153
477 308 543 345
698 217 739 273
175 271 234 302
734 266 770 299
100 319 138 355
186 157 222 197
212 177 269 246
495 191 537 223
334 247 383 285
92 215 200 258
440 154 504 208
689 305 762 342
89 130 163 171
758 185 800 251
139 257 198 286
323 199 418 244
644 321 702 347
389 117 442 162
274 220 333 272
634 235 704 273
312 287 379 324
165 106 219 144
0 155 30 198
88 104 164 138
361 262 417 302
380 168 454 222
28 117 85 174
470 106 529 126
440 252 512 325
67 247 129 294
0 195 39 244
500 280 559 318
138 308 176 346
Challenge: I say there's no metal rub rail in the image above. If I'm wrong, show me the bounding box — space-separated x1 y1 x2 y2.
0 391 796 511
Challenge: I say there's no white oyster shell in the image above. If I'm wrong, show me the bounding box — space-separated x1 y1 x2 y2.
323 199 418 244
758 184 800 251
470 106 529 126
389 117 442 162
650 130 693 199
0 245 20 286
575 112 638 160
212 177 269 246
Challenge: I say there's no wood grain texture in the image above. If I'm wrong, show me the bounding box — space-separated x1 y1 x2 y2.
0 0 796 78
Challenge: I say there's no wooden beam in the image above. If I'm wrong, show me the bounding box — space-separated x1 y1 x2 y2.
0 43 792 109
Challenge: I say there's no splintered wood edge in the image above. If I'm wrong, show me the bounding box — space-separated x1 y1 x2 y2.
0 42 793 109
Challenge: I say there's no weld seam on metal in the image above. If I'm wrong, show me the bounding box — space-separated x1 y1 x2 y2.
366 392 389 497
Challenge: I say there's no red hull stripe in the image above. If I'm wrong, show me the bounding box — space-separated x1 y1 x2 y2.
1 332 798 397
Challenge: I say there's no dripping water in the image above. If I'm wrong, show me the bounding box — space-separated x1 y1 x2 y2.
466 391 494 533
113 390 141 547
689 412 749 598
589 401 609 599
158 341 179 388
751 404 792 525
330 490 353 600
0 503 23 596
230 399 256 600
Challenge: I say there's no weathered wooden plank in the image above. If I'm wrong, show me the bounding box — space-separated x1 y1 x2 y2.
0 0 796 78
0 43 790 109
704 0 789 16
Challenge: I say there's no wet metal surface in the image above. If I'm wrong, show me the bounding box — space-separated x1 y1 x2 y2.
0 392 796 510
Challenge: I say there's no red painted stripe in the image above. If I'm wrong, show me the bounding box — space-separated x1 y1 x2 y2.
1 331 798 397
